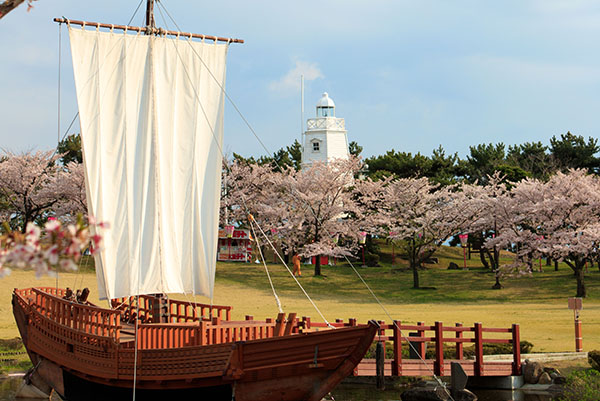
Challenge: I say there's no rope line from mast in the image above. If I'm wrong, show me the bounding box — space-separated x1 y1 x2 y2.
249 215 334 328
342 254 454 400
156 3 454 392
249 217 283 314
128 0 146 27
59 3 450 394
155 3 332 326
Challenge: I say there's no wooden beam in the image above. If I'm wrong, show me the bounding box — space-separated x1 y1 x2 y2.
53 17 244 44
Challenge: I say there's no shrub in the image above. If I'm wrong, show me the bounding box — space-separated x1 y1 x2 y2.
365 252 380 267
559 370 600 401
588 350 600 371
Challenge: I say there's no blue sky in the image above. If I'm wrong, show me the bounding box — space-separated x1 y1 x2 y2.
1 0 600 159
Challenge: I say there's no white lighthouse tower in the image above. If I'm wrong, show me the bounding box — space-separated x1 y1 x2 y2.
301 92 349 167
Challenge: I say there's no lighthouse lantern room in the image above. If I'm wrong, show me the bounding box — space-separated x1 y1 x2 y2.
302 92 349 166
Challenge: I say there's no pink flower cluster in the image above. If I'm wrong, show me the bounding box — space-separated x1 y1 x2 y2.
0 218 107 277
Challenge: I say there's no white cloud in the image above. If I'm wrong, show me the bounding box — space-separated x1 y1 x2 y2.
268 60 324 95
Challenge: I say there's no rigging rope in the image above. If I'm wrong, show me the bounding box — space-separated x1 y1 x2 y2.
155 4 453 394
342 254 454 400
248 217 283 313
250 215 334 328
58 4 453 397
155 3 330 325
127 0 146 26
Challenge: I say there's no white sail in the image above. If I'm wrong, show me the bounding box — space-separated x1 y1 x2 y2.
69 27 228 300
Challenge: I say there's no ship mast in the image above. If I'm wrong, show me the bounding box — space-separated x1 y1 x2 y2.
145 0 155 30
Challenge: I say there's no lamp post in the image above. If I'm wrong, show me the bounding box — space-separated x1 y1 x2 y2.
359 231 367 266
459 234 468 269
390 231 397 266
225 224 234 261
271 228 278 263
535 236 544 272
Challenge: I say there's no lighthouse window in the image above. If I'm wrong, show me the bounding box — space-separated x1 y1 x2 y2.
312 141 320 152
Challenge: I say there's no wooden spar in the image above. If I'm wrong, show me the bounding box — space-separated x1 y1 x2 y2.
53 17 244 44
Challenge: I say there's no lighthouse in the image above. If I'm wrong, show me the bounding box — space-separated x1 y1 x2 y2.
301 92 349 167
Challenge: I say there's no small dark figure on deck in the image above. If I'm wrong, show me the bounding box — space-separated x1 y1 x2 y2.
292 252 302 277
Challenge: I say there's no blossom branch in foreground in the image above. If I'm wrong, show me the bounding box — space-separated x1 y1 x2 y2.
0 217 107 278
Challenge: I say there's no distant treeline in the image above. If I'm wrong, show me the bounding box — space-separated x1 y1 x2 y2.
230 132 599 185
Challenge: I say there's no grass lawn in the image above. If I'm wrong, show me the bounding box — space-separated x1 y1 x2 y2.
0 246 598 354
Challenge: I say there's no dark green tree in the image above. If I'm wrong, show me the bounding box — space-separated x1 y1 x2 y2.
506 141 555 180
366 150 431 180
549 132 600 173
428 145 459 185
234 139 303 172
348 141 363 157
57 134 83 165
458 143 506 184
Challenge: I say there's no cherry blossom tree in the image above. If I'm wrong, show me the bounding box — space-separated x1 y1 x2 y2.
221 158 303 265
223 157 368 275
272 157 365 275
220 159 276 228
375 177 483 289
0 151 69 232
488 169 600 297
464 172 516 289
54 162 88 222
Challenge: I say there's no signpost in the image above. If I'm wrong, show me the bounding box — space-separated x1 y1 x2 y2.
568 297 583 352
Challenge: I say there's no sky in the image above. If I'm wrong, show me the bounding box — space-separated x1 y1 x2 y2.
1 0 600 159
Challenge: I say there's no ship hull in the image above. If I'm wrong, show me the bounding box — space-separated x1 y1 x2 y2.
13 287 377 401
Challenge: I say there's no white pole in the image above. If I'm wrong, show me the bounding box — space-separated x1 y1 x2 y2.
301 74 304 154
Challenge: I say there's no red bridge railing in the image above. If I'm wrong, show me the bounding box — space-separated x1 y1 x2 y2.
303 317 521 377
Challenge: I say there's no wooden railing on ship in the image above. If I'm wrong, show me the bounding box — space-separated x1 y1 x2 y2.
135 313 301 349
15 287 122 341
111 295 232 323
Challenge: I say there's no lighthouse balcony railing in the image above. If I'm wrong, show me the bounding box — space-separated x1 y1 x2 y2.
306 117 345 131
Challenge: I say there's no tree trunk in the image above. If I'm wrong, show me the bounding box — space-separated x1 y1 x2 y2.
410 237 419 288
546 257 552 266
574 263 586 298
491 247 502 289
411 262 420 289
314 255 321 276
555 260 559 271
480 250 490 269
0 0 26 20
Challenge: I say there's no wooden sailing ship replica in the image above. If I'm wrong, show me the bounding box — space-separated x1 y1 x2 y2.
12 2 377 400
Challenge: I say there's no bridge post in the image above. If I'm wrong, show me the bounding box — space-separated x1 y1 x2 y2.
376 341 385 390
434 321 444 376
392 320 401 376
455 322 463 360
512 323 521 375
378 321 386 357
474 322 483 376
417 321 426 357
